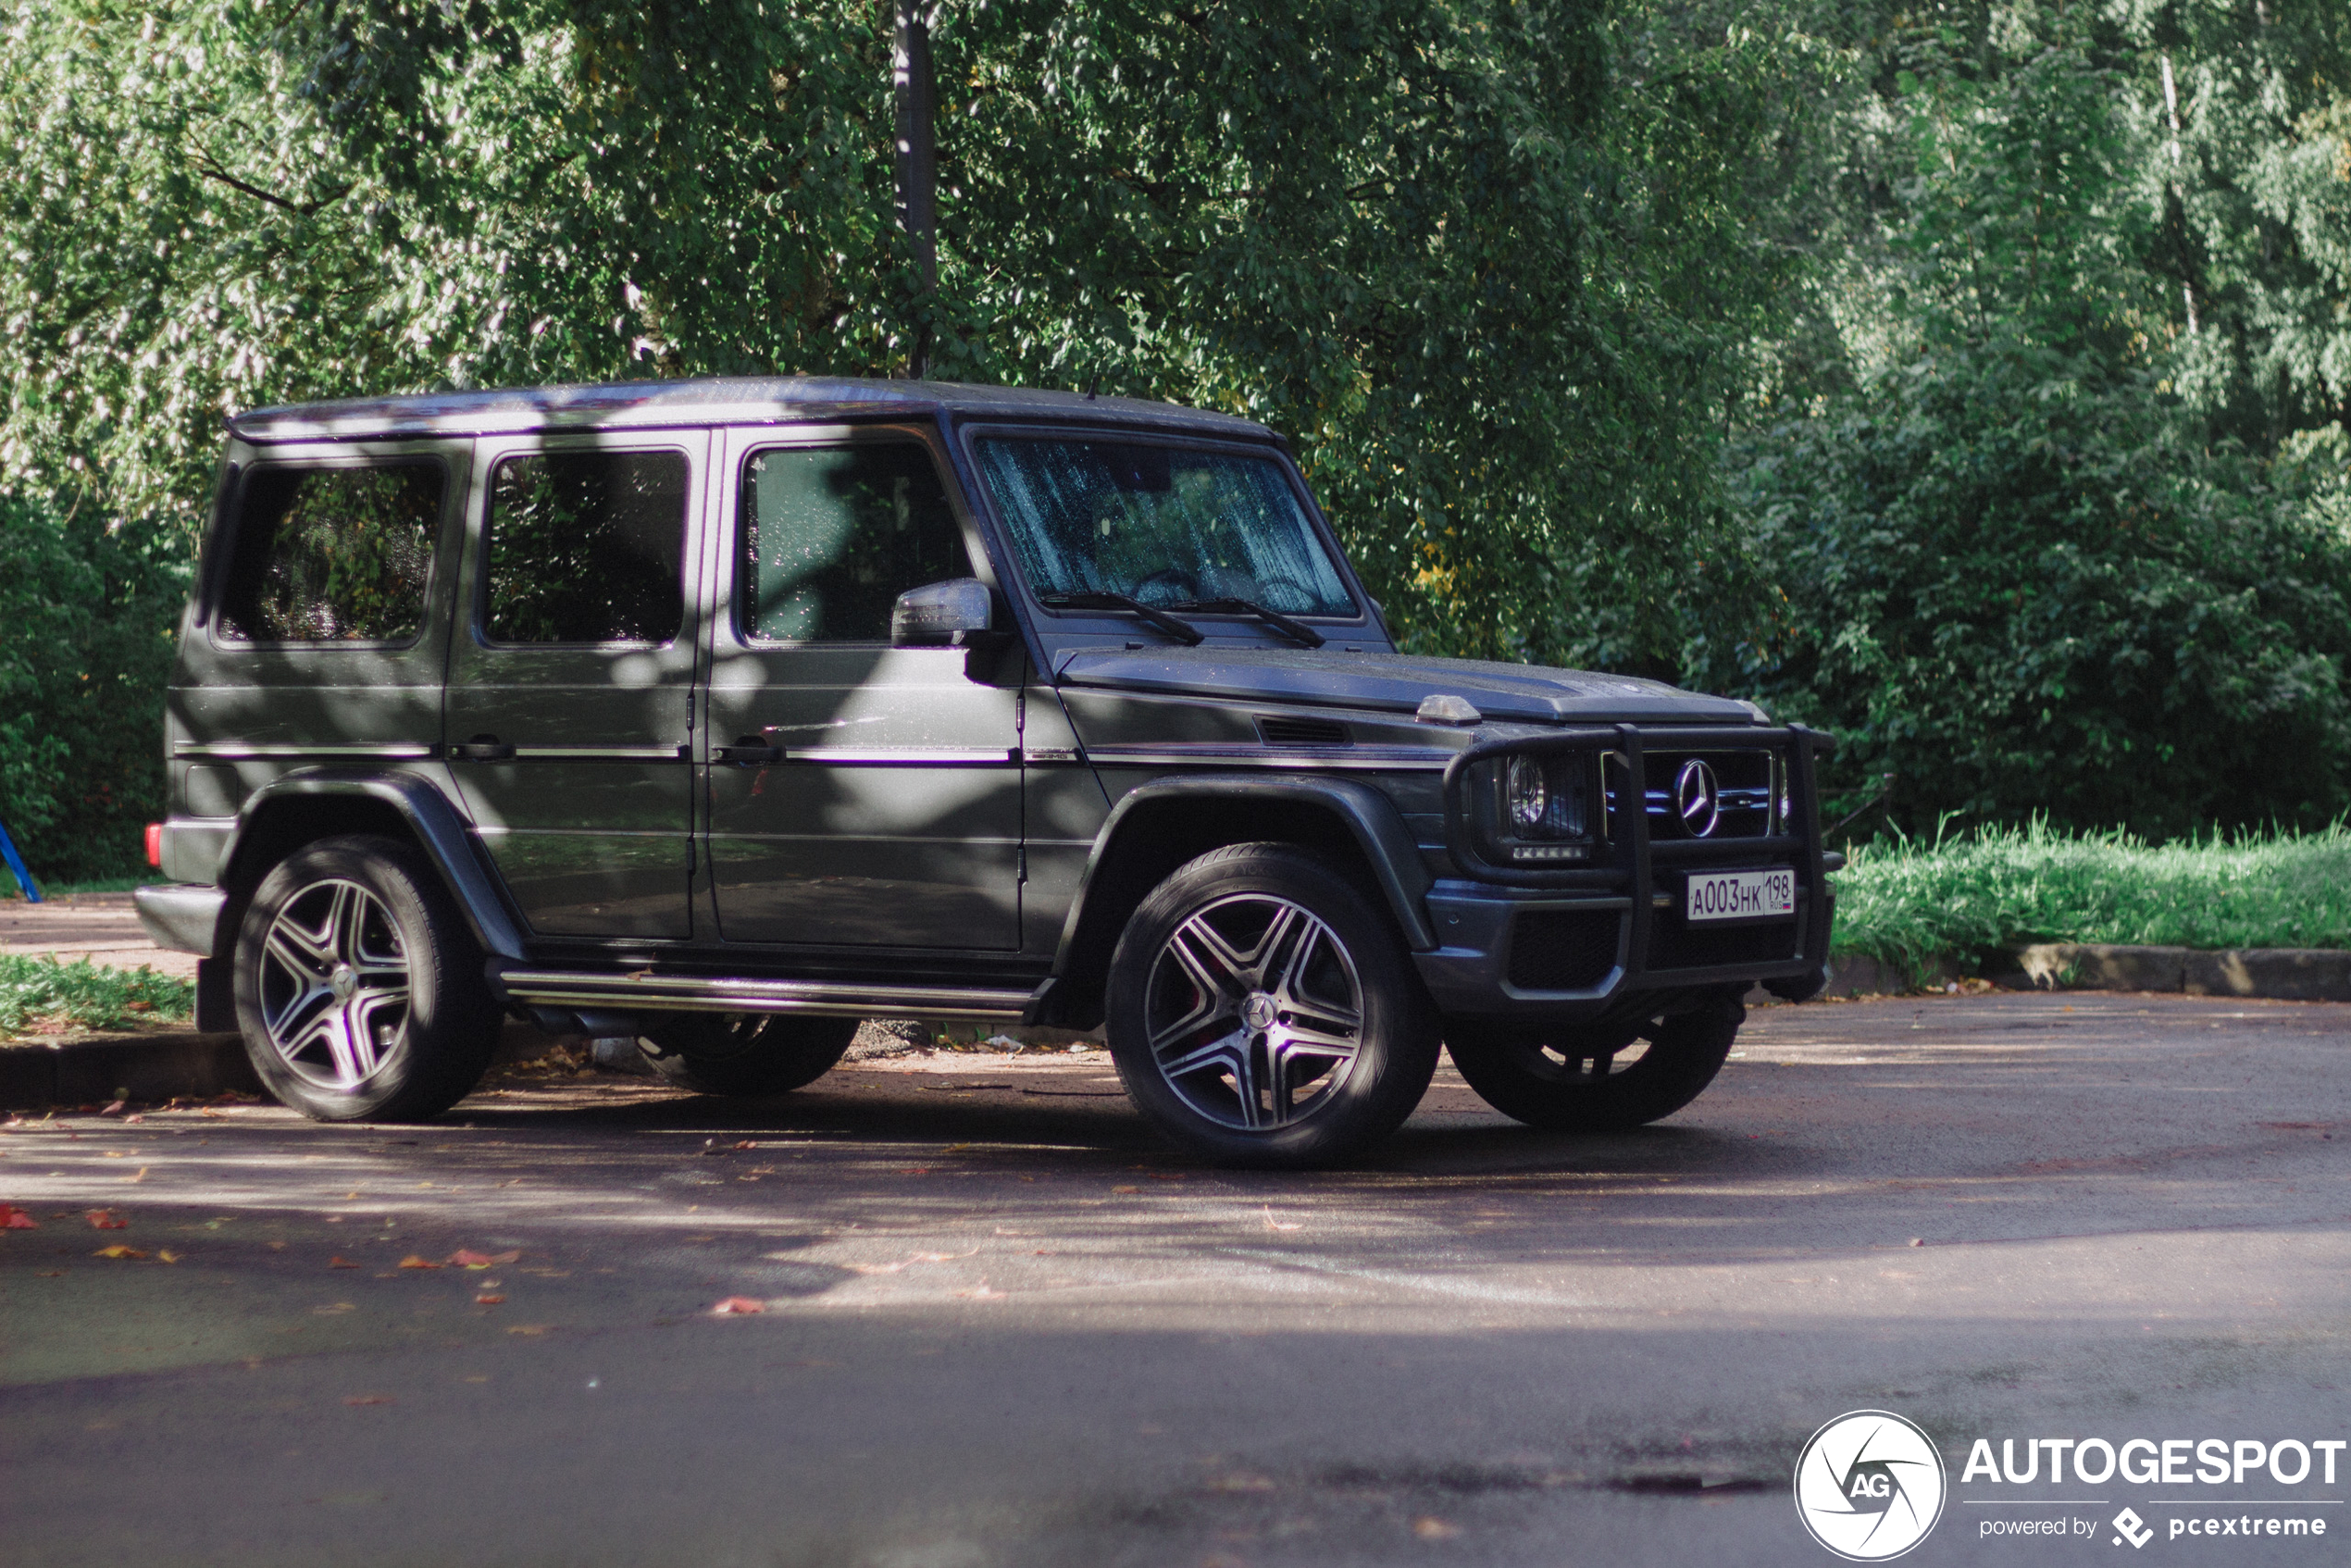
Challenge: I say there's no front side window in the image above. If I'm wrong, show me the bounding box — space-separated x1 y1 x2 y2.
484 450 689 645
216 461 442 642
975 438 1355 616
739 442 967 643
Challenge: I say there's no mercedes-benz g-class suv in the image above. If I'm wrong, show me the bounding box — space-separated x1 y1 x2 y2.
134 378 1834 1165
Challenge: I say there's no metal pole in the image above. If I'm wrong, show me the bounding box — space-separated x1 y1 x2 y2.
893 0 939 380
0 818 43 902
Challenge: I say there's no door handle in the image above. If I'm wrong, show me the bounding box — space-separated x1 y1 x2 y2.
449 735 516 762
714 737 783 766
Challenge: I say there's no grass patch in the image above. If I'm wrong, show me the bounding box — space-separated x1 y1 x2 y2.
1831 821 2351 974
0 954 194 1038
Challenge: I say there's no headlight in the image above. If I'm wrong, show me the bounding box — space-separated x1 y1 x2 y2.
1479 751 1596 863
1506 756 1549 830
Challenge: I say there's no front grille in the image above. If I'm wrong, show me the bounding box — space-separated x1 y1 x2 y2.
1507 910 1621 989
1648 920 1802 971
1256 715 1351 746
1623 750 1775 840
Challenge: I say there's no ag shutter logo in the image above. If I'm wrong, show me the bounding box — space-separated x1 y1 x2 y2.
1795 1411 1948 1561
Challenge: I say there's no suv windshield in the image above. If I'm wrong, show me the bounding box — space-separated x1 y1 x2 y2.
975 437 1356 616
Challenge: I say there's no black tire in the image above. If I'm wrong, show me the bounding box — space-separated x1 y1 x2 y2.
232 835 501 1123
1445 994 1744 1132
1105 843 1440 1167
635 1014 858 1096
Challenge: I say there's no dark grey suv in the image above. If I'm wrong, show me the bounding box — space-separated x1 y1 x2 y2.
135 378 1835 1165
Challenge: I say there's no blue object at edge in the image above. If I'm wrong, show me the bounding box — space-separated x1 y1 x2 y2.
0 818 42 902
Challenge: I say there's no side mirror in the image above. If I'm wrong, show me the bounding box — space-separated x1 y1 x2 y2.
891 578 1001 648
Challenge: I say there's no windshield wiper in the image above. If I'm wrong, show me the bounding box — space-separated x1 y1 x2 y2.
1037 591 1204 646
1170 597 1326 649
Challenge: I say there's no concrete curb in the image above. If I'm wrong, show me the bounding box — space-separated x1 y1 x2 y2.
0 1020 566 1112
0 1031 259 1108
1823 943 2351 1002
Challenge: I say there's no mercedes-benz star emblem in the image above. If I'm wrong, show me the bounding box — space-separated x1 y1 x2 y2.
1674 759 1721 838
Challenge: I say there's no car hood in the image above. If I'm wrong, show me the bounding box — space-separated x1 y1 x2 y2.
1052 646 1762 726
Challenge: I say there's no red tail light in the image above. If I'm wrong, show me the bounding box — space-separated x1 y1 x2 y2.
144 823 163 868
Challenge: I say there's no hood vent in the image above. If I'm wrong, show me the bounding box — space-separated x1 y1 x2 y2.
1256 715 1352 747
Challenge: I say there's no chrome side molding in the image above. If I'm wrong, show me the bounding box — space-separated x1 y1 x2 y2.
492 967 1039 1021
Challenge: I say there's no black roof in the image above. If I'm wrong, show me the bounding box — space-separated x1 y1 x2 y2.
227 376 1274 443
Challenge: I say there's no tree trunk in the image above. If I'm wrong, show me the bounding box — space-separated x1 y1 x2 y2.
893 1 938 379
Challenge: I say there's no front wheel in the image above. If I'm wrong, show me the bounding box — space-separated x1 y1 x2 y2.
232 835 501 1122
634 1014 858 1096
1445 995 1744 1133
1105 843 1439 1167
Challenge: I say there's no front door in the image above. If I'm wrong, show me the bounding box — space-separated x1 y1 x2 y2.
704 427 1022 950
444 433 707 940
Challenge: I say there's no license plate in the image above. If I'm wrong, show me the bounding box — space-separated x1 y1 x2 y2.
1685 867 1796 925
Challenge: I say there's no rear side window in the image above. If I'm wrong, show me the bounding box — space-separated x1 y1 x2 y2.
739 442 966 642
215 461 442 643
484 450 689 645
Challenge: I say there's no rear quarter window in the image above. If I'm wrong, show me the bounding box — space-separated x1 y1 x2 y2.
215 461 444 643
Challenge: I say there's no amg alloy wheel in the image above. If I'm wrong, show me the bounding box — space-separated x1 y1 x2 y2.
1106 843 1439 1166
233 836 501 1122
1444 993 1744 1133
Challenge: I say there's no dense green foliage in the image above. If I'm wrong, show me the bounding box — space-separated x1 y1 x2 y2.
0 500 183 881
1829 820 2351 969
0 0 2347 877
1696 3 2351 834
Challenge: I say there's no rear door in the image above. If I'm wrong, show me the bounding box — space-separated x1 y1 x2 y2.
443 433 707 940
703 424 1023 950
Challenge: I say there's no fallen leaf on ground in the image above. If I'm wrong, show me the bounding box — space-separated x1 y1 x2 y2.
1261 1206 1301 1232
1111 1185 1139 1194
123 1114 143 1124
448 1249 520 1268
1412 1517 1460 1540
98 1100 125 1116
157 1249 180 1263
397 1255 442 1270
34 1269 63 1276
2 1205 39 1229
342 1395 393 1406
709 1296 767 1315
474 1293 504 1305
92 1245 147 1259
955 1285 1007 1299
329 1256 359 1269
86 1209 129 1229
122 1167 147 1184
505 1325 551 1336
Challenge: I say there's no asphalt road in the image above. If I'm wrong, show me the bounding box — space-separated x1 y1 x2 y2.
3 992 2346 1568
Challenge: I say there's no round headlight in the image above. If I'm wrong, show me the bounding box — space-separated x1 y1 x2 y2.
1506 756 1549 831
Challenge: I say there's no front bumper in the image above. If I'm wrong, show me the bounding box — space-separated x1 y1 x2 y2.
1411 722 1835 1021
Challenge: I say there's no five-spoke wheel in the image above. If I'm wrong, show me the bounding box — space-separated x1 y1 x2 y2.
233 836 501 1122
1107 843 1437 1166
255 878 411 1092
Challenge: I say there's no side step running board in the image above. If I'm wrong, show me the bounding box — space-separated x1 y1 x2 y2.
493 967 1040 1022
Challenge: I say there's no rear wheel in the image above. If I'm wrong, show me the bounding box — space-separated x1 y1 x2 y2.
1105 843 1439 1167
1445 994 1744 1132
233 835 501 1123
634 1014 857 1096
